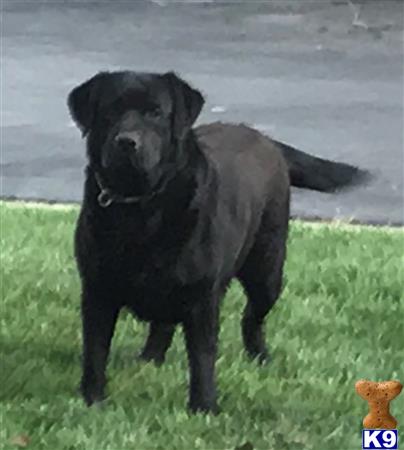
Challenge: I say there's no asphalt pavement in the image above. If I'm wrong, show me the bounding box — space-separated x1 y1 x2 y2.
1 1 403 224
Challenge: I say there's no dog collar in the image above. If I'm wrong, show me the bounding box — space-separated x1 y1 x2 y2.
92 169 155 208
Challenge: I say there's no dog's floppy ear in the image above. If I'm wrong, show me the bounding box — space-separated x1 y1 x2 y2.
67 72 108 137
163 72 205 140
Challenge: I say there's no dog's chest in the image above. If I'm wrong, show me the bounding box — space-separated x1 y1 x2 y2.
80 206 193 283
98 229 178 280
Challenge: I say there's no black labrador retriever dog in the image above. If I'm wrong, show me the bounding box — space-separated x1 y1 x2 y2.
68 71 369 413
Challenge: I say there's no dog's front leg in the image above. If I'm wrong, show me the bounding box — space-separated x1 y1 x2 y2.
80 286 120 406
183 296 220 414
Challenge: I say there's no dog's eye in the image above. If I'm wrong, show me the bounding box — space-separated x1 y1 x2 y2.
145 108 162 119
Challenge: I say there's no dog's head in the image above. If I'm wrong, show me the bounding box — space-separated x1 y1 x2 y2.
68 71 204 195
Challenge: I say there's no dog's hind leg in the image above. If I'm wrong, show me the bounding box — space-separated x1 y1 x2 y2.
237 199 289 365
139 322 176 365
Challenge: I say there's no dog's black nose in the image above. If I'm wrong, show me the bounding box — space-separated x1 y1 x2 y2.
116 136 136 151
115 132 141 151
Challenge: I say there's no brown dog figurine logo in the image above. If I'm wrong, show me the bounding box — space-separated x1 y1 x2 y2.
355 380 403 429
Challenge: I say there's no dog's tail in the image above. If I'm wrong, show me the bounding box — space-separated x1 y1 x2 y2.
274 140 371 193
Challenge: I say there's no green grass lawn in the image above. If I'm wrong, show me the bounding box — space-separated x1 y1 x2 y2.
1 201 403 450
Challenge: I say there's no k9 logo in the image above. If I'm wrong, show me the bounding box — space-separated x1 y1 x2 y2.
362 430 398 449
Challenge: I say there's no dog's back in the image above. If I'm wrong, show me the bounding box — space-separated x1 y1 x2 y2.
195 122 286 176
195 121 369 193
195 122 290 204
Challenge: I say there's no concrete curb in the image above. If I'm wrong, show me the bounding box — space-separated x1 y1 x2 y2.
2 197 403 229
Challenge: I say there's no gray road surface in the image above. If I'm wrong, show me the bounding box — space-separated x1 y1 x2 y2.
1 1 403 224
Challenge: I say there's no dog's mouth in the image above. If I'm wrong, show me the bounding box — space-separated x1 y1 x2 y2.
91 165 153 206
104 166 149 193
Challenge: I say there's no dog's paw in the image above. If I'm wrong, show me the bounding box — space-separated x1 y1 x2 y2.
137 351 165 367
188 400 220 416
257 350 271 366
79 381 106 407
246 348 272 366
